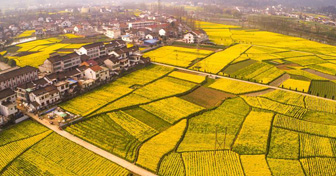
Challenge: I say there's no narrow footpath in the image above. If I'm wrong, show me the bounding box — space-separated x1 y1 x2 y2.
25 111 157 176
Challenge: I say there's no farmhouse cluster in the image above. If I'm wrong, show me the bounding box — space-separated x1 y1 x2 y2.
0 8 209 48
0 39 150 126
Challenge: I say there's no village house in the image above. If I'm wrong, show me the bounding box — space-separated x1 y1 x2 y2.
105 27 121 39
84 65 110 81
29 85 60 111
60 20 72 28
183 30 208 44
127 21 156 29
39 52 81 73
119 58 130 70
63 28 74 34
75 42 106 59
0 89 18 125
16 78 50 103
0 66 39 91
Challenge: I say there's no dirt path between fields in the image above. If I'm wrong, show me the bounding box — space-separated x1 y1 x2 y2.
152 62 336 103
25 111 157 176
303 68 336 80
269 74 290 87
243 88 276 97
0 62 10 70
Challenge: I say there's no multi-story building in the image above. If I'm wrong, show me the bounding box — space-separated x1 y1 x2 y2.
183 30 208 44
75 42 106 59
105 40 126 54
0 89 18 122
127 21 156 29
29 85 60 111
84 65 110 81
39 52 81 73
0 66 38 91
105 27 121 39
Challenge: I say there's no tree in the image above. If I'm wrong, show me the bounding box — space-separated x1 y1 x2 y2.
2 57 8 63
8 59 16 67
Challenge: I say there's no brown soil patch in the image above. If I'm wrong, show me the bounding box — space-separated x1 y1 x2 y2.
181 86 236 109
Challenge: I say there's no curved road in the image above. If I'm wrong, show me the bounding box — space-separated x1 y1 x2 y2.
26 111 157 176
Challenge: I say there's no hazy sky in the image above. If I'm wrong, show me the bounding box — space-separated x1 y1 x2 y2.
0 0 335 10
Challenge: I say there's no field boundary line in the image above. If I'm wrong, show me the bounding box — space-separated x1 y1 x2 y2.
152 62 336 103
25 112 157 176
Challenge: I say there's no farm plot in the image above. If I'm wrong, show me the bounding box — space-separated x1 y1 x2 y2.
300 157 336 176
273 114 336 138
181 86 236 108
107 111 158 141
144 46 213 67
191 44 251 74
137 120 187 172
229 62 284 84
233 110 274 155
285 69 327 81
60 82 133 116
168 71 206 83
222 59 257 74
60 65 173 116
141 97 204 124
0 131 52 171
1 133 130 176
66 114 143 161
16 30 35 38
305 96 336 113
308 63 336 75
209 78 268 94
261 90 305 107
92 93 152 116
267 158 305 176
124 107 171 132
302 110 336 126
240 155 272 176
242 96 307 119
182 151 244 176
268 127 299 159
133 76 197 100
0 120 49 146
309 80 336 99
285 55 327 66
299 133 334 158
158 152 185 176
178 97 250 152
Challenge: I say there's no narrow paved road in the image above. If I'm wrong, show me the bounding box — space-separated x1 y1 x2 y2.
152 62 336 103
25 111 157 176
0 62 10 70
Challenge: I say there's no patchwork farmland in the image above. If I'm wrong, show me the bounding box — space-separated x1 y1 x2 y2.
57 64 336 175
145 21 336 99
2 18 336 175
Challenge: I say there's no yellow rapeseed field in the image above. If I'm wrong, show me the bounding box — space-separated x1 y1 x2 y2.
191 44 251 74
240 155 272 176
137 119 187 171
209 78 268 94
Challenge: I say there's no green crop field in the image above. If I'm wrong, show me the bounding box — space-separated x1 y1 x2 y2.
309 80 336 99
